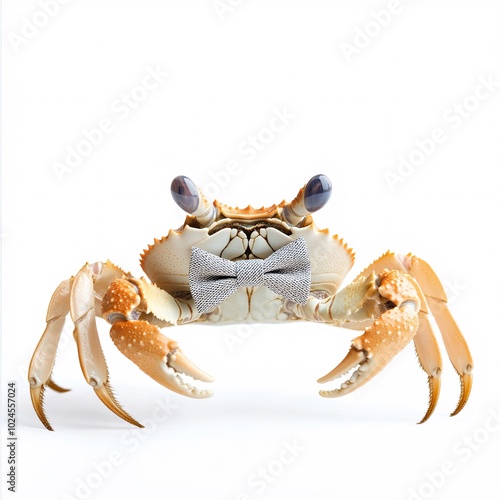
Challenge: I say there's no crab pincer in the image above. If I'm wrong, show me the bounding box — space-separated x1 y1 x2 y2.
100 276 214 402
318 270 420 399
110 321 214 398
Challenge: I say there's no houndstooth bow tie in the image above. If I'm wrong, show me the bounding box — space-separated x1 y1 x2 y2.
188 237 311 314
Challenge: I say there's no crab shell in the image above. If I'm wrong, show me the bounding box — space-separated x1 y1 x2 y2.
140 200 354 322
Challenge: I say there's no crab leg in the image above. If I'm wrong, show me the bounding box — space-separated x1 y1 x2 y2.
398 254 473 416
28 261 134 430
412 312 442 423
70 265 143 428
28 278 72 430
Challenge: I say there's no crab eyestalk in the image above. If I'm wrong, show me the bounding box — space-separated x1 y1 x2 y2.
171 175 218 227
282 174 332 226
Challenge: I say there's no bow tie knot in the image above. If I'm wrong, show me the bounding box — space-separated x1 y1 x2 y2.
188 237 311 314
236 260 265 288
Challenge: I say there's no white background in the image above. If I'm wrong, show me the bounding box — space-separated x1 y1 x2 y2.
2 1 500 499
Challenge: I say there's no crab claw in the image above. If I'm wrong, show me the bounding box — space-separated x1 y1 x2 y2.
317 346 375 397
110 321 214 398
317 347 366 389
318 303 419 399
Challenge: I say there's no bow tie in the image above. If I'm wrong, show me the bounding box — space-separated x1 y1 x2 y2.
188 237 311 314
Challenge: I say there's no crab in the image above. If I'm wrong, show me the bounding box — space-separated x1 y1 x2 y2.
28 174 473 430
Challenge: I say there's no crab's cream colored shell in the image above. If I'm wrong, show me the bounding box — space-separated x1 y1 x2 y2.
140 216 354 303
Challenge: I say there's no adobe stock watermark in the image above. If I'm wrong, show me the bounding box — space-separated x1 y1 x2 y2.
61 396 178 500
442 277 466 306
7 0 71 53
339 0 403 64
201 106 295 198
213 0 244 21
235 438 306 499
407 404 500 500
52 65 168 182
428 276 467 317
384 74 500 191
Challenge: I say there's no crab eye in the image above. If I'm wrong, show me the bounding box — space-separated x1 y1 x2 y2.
304 174 332 213
171 175 200 214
